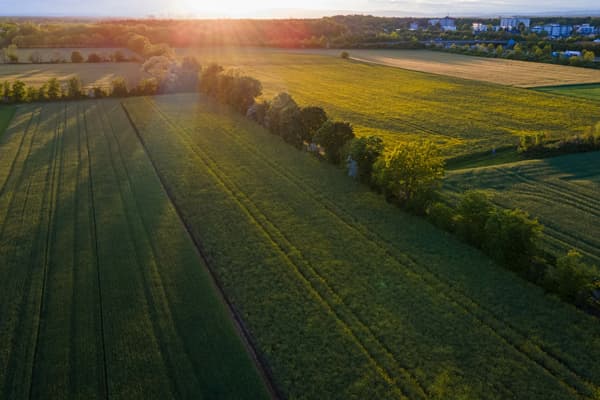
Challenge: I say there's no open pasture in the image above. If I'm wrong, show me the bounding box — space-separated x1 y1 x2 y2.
445 152 600 265
122 92 600 400
182 48 600 157
0 62 148 89
0 99 269 399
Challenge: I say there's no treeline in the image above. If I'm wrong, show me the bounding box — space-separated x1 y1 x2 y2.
519 130 600 157
439 42 598 69
199 62 599 315
428 191 600 314
0 45 138 64
0 55 202 102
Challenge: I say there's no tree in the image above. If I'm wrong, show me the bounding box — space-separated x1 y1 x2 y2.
87 52 102 63
547 250 597 302
111 77 128 97
12 80 27 102
28 50 42 63
266 92 299 135
199 63 224 97
227 75 262 113
299 106 327 142
113 50 126 62
67 77 83 99
483 208 543 270
455 190 495 247
340 51 350 59
372 140 444 213
314 120 355 164
5 44 18 63
46 78 61 100
135 78 159 95
348 135 384 183
71 51 84 63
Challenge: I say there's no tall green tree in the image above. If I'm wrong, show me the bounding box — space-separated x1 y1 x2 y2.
314 120 355 164
47 78 61 100
12 80 27 102
67 77 83 98
455 190 495 248
299 106 327 142
372 140 444 212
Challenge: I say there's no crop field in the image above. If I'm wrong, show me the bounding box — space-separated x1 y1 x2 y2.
0 105 15 137
445 152 600 266
181 48 600 158
122 92 600 399
0 99 269 399
536 83 600 101
306 49 600 88
0 62 148 89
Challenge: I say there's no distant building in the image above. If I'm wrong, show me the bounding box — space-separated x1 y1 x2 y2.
472 23 488 32
531 24 572 38
576 24 596 35
500 17 531 31
409 22 419 31
428 17 457 31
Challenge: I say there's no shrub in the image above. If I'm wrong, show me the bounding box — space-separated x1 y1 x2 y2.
348 136 384 183
427 202 457 232
546 250 598 303
455 191 495 248
71 51 84 63
87 52 102 63
111 77 128 97
340 51 350 59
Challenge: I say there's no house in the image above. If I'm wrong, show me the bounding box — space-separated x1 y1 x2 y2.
500 17 531 31
472 23 488 32
428 17 456 31
531 24 572 38
576 24 596 35
409 22 419 31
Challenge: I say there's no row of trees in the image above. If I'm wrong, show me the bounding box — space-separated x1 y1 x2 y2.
518 130 600 157
0 44 136 64
427 191 599 312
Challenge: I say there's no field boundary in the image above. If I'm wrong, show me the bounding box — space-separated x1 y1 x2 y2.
120 102 281 400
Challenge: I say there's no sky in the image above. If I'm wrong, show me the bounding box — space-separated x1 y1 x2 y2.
0 0 599 18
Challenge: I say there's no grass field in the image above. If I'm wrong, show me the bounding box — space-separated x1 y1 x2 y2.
122 92 600 399
0 99 269 399
180 48 600 158
0 62 148 90
445 152 600 266
536 83 600 101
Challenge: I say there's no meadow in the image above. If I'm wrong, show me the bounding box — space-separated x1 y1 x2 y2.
181 48 600 158
0 62 148 90
444 152 600 266
0 99 269 399
122 92 600 399
536 83 600 101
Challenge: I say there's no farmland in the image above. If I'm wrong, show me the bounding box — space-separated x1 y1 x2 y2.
303 49 600 88
444 152 600 265
0 99 269 399
536 83 600 101
0 105 15 136
0 62 148 89
181 48 600 157
120 92 600 399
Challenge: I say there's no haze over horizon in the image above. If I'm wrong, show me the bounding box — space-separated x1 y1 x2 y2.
0 0 599 18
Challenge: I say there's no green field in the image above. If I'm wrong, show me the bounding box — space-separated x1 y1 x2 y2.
0 99 269 399
445 152 600 265
180 48 600 158
119 93 600 399
536 83 600 101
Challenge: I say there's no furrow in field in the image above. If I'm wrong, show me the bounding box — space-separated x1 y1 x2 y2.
141 97 420 399
154 98 598 398
81 102 110 400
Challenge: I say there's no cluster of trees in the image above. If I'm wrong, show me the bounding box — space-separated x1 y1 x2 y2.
0 45 136 64
518 130 600 157
427 191 600 313
441 42 598 68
